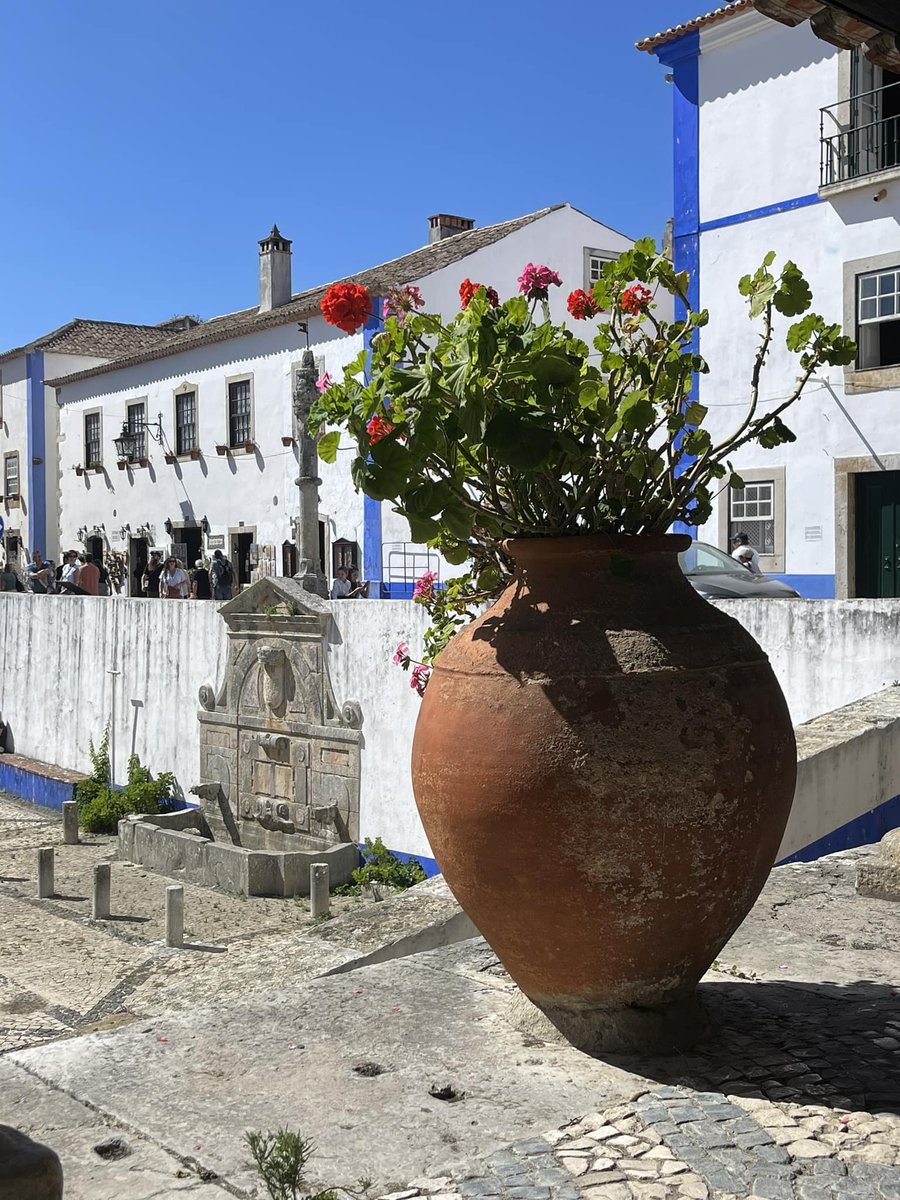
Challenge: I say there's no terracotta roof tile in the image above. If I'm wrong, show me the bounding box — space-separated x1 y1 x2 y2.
0 318 179 366
636 2 752 51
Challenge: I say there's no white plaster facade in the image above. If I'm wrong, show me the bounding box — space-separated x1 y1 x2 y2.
648 8 900 598
51 206 634 595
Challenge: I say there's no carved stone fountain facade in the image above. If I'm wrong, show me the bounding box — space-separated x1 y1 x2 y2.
119 578 362 896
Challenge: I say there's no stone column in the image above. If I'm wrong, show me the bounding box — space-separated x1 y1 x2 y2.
165 884 184 948
92 863 111 919
62 801 79 845
310 862 330 919
36 848 54 899
292 349 327 597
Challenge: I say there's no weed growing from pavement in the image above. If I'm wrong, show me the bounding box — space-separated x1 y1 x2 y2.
246 1128 371 1200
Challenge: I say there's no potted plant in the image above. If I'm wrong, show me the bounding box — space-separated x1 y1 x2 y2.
116 458 128 471
91 464 104 475
74 465 84 477
243 439 257 454
281 435 295 448
215 443 229 456
189 447 201 461
164 451 178 465
311 246 855 1052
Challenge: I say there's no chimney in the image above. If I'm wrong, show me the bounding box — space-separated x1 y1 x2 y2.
258 225 292 311
428 213 475 243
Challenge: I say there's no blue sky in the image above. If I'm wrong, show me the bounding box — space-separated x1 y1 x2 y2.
0 0 688 349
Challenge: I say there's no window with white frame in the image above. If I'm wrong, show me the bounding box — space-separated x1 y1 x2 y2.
857 267 900 369
228 378 252 446
584 248 616 291
127 401 146 460
3 452 19 500
729 480 776 556
175 390 197 455
84 412 102 467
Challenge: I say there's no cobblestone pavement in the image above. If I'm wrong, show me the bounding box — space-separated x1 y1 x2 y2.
2 794 898 1199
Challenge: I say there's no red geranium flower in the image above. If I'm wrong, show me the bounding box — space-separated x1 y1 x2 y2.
321 282 372 334
459 278 499 310
366 413 394 444
620 284 653 316
566 289 601 320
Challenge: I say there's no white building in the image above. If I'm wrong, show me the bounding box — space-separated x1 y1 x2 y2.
0 318 190 569
50 206 634 596
640 2 900 598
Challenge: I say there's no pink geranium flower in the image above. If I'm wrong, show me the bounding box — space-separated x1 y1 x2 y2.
315 372 333 394
392 641 409 665
382 286 425 325
410 663 431 696
412 570 438 602
518 263 563 299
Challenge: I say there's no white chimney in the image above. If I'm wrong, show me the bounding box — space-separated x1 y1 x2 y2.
258 225 292 312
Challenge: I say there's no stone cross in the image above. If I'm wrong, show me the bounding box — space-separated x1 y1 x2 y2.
292 348 327 597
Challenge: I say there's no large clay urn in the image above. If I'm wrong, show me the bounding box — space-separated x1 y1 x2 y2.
411 534 796 1052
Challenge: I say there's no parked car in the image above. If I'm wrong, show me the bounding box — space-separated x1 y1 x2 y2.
678 541 801 599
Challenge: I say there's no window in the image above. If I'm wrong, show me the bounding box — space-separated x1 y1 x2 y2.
857 268 900 369
3 452 19 500
228 378 252 447
729 480 776 556
175 390 197 454
584 247 616 291
84 412 102 468
821 51 900 187
127 401 146 460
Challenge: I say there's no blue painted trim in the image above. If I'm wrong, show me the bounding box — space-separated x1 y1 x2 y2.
778 791 900 864
362 302 384 596
0 759 77 812
699 193 822 234
769 573 836 599
656 32 700 538
25 351 46 555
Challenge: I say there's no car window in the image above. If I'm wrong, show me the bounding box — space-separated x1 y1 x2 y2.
678 542 744 574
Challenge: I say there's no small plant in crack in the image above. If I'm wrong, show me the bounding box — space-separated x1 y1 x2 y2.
246 1128 373 1200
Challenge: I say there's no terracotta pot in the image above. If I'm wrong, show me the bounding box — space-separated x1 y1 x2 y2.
411 534 796 1052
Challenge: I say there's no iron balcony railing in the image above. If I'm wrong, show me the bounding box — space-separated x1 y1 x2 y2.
820 79 900 187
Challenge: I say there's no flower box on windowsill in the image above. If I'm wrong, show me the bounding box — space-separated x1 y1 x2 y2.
215 444 229 456
117 458 128 471
137 457 149 469
91 465 104 475
281 435 295 447
189 448 201 461
243 440 257 454
164 453 178 465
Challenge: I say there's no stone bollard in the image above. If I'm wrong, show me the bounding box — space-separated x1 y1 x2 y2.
310 862 330 920
0 1124 64 1200
92 863 111 920
36 848 54 899
61 801 79 846
165 885 184 948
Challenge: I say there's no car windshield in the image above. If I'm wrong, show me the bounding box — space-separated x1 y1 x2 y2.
678 541 748 575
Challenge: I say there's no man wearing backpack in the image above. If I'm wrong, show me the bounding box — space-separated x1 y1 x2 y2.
210 549 234 600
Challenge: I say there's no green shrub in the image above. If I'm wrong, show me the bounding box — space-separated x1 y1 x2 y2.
334 837 427 896
78 747 176 834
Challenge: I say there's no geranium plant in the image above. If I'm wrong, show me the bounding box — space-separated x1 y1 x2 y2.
310 239 855 680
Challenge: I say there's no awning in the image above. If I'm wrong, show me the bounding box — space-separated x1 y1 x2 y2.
753 0 900 70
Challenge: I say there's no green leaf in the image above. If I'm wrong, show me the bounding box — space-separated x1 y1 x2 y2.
317 431 340 464
728 472 745 490
532 354 580 387
773 261 813 317
406 513 442 543
683 401 708 425
405 481 453 517
442 502 475 540
483 411 556 470
441 541 472 566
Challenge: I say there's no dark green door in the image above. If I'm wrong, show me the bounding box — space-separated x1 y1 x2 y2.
855 470 900 598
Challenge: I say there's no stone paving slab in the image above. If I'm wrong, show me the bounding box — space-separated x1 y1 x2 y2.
0 1057 233 1199
10 954 640 1195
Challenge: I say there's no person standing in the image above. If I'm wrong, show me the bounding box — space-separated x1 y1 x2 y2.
210 549 234 601
26 551 53 594
0 560 19 592
75 554 100 596
142 551 163 598
191 559 211 599
330 566 351 599
731 533 761 575
160 557 189 598
95 557 111 596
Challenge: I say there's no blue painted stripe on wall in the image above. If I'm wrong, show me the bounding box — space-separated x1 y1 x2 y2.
362 303 384 596
656 32 700 538
0 760 77 812
699 193 822 234
25 350 46 555
770 573 836 599
778 791 900 865
361 844 440 878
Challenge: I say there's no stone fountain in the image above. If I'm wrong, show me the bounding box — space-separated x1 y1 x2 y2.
118 577 362 896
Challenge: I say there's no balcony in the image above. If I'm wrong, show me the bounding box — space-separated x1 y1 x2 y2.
820 79 900 190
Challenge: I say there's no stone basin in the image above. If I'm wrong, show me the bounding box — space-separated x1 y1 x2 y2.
117 807 359 897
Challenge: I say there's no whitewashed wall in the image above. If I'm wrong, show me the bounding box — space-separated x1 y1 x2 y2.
0 354 28 562
694 13 900 590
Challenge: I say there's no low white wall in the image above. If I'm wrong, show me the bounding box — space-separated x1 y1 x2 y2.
715 599 900 726
3 594 899 863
